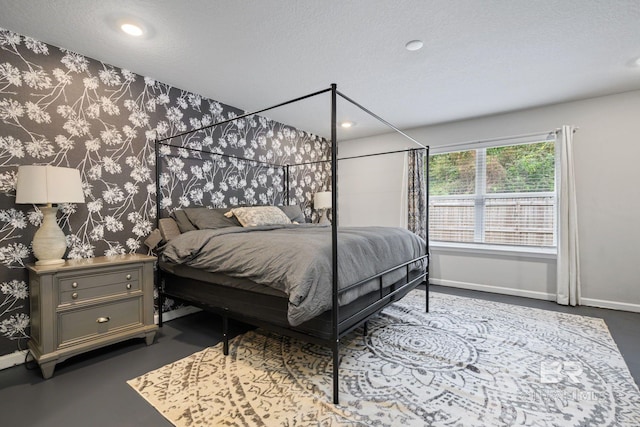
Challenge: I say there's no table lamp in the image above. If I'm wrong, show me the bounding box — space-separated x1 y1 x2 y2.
15 165 85 266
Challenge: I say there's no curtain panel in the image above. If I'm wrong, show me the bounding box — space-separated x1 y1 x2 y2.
556 125 581 306
408 149 427 241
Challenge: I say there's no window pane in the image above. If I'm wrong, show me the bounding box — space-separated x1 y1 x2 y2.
429 150 476 195
486 142 554 193
428 138 557 248
428 198 475 242
484 196 555 246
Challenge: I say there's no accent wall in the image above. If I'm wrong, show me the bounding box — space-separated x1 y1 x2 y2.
0 27 330 359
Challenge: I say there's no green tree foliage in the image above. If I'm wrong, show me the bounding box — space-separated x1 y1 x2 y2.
429 142 554 195
429 150 476 195
486 142 554 193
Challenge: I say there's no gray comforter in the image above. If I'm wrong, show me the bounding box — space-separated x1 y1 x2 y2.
161 224 426 326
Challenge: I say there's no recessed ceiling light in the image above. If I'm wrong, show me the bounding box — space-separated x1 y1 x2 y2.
121 23 144 37
405 40 423 51
340 121 355 128
625 56 640 67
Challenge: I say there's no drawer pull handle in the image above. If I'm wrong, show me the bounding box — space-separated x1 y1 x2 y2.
126 283 132 290
71 292 78 300
72 282 78 288
96 317 110 324
126 274 132 280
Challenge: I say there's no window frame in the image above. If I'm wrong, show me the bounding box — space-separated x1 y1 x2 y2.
429 134 558 255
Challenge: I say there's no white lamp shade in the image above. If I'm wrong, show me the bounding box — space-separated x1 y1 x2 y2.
16 165 85 204
314 191 332 210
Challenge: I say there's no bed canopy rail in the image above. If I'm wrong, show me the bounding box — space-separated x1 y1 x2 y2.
154 87 332 144
154 84 428 220
335 88 427 150
154 84 429 404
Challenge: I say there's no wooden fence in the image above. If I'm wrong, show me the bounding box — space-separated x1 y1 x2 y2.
429 196 555 246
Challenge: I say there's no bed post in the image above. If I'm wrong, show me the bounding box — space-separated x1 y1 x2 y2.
284 165 290 206
158 284 164 327
330 83 340 405
425 146 430 313
154 138 164 326
222 315 229 355
155 138 161 228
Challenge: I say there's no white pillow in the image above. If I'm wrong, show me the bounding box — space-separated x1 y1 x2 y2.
225 206 292 227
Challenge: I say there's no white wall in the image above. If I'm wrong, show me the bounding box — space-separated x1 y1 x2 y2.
338 90 640 311
338 143 408 228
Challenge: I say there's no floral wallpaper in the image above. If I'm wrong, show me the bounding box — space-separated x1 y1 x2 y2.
157 119 331 216
0 27 330 358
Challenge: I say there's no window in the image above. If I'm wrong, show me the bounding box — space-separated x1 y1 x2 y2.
429 139 556 248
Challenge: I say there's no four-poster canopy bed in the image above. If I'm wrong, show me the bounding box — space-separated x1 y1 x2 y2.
154 84 430 404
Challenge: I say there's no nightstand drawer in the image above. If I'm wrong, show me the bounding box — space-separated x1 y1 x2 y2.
60 281 140 304
59 269 140 304
58 298 142 347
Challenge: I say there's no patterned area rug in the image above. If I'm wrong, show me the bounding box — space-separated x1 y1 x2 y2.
128 291 640 426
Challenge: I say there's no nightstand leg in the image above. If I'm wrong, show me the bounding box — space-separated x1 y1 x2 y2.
39 361 56 380
145 331 156 346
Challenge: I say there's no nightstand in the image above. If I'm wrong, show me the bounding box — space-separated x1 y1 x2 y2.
26 254 158 379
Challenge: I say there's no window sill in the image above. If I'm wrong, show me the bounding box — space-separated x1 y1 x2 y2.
429 241 557 259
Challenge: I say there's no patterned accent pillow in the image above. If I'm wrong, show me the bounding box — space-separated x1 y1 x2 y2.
225 206 292 227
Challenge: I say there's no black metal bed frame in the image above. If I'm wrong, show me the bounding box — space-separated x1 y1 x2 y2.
154 84 430 404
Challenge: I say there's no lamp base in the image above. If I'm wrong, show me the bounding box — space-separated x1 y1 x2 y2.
318 210 331 225
32 206 67 266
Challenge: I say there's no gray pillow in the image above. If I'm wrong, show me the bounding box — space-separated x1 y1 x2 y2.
158 218 182 241
183 207 242 229
171 210 197 233
278 205 306 223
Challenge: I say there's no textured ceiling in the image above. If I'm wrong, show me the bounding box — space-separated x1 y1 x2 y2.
1 0 639 139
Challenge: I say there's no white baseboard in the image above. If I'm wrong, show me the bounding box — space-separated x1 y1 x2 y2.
580 297 640 313
430 278 556 301
154 305 202 324
432 278 640 313
0 350 28 371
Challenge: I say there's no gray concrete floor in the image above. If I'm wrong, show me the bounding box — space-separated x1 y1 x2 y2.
0 286 637 427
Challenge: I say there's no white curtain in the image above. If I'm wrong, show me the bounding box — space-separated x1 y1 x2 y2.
556 125 580 305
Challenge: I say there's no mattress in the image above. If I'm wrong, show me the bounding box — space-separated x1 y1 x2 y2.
161 224 427 325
